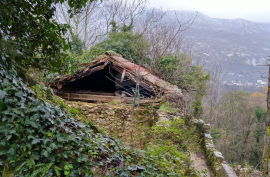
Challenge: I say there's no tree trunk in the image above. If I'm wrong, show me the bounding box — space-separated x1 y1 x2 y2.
263 66 270 176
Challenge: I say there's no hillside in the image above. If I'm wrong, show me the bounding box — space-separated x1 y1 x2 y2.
170 11 270 84
1 1 262 176
0 62 203 176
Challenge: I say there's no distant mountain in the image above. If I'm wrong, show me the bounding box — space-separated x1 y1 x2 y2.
169 11 270 83
175 11 270 35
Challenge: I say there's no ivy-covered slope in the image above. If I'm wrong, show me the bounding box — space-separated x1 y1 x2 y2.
0 62 197 177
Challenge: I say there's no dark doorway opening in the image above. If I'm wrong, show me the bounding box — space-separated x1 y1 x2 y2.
58 65 153 98
61 65 118 93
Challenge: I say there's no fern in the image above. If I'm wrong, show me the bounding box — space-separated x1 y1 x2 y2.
26 158 35 168
29 166 44 177
15 161 27 174
41 162 54 177
34 163 47 168
53 165 62 176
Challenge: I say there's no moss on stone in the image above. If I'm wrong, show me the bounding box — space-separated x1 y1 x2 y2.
267 126 270 136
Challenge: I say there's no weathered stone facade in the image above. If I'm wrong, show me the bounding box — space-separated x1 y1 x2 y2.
68 101 155 148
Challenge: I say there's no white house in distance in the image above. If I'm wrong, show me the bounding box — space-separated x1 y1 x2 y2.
257 80 267 85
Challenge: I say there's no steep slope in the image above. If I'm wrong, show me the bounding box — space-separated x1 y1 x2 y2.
0 62 200 176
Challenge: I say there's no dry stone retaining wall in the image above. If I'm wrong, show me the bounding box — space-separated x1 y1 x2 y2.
68 101 155 148
191 118 237 177
68 101 237 176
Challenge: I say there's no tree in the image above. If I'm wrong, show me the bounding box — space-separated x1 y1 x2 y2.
0 0 97 74
80 24 150 64
70 32 84 56
205 90 266 168
153 54 210 115
263 67 270 176
55 0 152 50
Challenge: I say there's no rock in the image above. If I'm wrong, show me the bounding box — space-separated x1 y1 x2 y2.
205 143 215 150
204 124 211 134
199 119 205 124
205 133 213 140
91 166 104 177
221 163 238 177
214 151 224 163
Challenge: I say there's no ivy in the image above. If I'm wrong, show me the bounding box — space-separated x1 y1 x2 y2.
0 61 201 176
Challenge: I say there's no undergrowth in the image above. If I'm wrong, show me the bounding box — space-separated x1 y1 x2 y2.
159 101 178 114
144 118 201 176
0 62 201 176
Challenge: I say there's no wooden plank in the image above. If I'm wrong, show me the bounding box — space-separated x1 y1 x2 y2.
58 90 115 96
121 69 126 83
57 92 162 104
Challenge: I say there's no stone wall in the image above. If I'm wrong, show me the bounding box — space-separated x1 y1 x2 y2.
191 118 237 177
68 101 155 148
69 101 237 176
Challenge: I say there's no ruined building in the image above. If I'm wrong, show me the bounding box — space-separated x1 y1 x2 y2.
50 53 183 103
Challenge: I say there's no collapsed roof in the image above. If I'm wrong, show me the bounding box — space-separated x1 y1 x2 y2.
49 53 183 103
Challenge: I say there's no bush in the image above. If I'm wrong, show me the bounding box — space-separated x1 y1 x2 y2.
82 31 149 64
144 117 201 176
155 54 210 116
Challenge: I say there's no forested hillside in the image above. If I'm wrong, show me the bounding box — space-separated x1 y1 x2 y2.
0 0 210 176
0 0 268 177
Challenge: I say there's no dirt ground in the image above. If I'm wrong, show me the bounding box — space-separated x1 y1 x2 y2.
190 151 215 177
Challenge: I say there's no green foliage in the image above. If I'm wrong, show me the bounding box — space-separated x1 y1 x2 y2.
32 84 83 118
0 61 201 177
188 66 210 118
145 117 201 176
64 163 73 176
156 54 210 116
209 90 266 168
86 31 149 64
159 102 178 114
210 128 221 143
158 55 183 71
76 46 105 64
0 0 96 74
110 20 117 33
255 106 266 123
120 18 134 32
70 32 84 56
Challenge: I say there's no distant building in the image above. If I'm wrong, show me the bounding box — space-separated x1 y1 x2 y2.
257 80 267 85
237 83 243 86
246 82 253 86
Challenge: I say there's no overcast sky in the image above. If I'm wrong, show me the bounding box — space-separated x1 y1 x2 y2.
148 0 270 23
